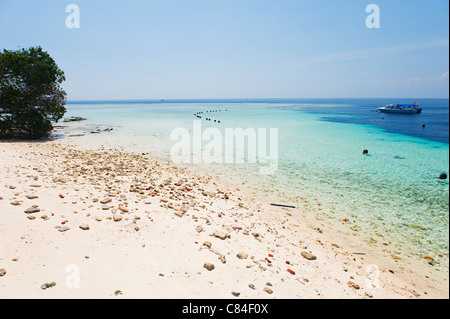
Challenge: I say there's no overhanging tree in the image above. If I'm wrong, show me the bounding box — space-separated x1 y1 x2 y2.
0 46 67 139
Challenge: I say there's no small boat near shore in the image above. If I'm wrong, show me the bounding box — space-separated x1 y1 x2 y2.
378 102 422 114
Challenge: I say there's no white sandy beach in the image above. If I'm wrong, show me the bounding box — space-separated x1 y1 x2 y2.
0 140 448 299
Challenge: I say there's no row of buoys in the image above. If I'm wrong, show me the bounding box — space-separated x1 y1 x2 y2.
362 148 448 180
206 109 227 113
194 108 227 123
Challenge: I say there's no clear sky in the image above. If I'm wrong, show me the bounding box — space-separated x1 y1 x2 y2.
1 0 448 100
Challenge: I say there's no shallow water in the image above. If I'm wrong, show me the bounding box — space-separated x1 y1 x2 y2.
62 99 449 268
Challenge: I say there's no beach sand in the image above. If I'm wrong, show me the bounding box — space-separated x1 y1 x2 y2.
0 140 448 299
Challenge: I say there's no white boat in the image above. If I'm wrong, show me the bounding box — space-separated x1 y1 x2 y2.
378 102 422 114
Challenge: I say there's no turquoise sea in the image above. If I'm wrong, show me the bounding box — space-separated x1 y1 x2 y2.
61 98 449 269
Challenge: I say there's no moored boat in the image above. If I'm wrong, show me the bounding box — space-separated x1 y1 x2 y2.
378 102 422 114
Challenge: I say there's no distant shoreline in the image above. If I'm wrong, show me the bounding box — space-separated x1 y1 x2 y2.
66 97 450 105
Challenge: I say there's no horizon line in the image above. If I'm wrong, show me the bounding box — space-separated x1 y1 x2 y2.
66 97 450 103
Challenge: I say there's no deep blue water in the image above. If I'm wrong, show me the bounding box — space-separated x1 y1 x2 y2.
292 98 449 144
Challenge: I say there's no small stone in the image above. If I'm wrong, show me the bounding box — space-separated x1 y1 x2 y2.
0 269 6 277
100 198 112 204
263 287 273 294
301 251 317 260
237 252 249 259
213 231 228 240
25 195 38 200
102 205 110 210
174 211 185 217
218 255 226 264
113 215 122 222
180 204 189 214
347 281 360 290
203 263 215 271
57 226 70 232
40 281 56 290
195 225 204 233
24 206 40 214
407 289 421 298
79 224 90 230
248 284 255 290
203 241 212 249
118 204 129 213
231 291 241 297
27 215 36 220
114 290 123 296
10 201 22 206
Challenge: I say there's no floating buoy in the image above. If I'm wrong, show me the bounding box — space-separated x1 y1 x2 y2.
439 173 448 180
362 149 369 155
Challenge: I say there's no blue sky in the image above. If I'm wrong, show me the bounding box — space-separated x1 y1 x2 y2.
0 0 448 100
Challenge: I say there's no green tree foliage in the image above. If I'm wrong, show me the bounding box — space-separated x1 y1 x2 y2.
0 46 67 139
